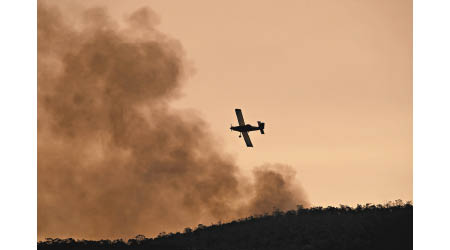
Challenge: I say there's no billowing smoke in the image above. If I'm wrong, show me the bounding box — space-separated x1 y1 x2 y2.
38 2 309 239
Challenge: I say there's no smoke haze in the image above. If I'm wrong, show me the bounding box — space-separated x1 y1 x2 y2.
38 2 309 239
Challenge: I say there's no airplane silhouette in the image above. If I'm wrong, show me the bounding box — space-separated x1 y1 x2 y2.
230 109 265 147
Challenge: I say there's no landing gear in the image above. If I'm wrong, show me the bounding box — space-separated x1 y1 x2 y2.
239 133 242 138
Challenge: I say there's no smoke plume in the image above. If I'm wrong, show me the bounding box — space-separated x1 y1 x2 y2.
38 2 309 239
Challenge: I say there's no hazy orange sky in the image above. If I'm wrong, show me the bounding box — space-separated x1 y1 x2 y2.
49 0 412 207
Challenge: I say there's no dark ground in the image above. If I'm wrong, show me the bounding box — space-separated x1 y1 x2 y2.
38 201 412 250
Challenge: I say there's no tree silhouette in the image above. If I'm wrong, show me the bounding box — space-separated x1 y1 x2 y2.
38 201 413 250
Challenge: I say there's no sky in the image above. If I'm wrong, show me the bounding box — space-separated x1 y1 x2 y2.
41 0 411 231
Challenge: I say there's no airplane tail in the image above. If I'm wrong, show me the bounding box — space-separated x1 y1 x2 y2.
258 121 265 134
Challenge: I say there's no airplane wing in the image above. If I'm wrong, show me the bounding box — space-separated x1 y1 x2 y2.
241 131 253 147
235 109 245 126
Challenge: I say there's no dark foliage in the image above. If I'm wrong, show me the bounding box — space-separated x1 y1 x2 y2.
38 200 412 250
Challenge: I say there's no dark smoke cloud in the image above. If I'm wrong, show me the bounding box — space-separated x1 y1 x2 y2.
38 2 309 239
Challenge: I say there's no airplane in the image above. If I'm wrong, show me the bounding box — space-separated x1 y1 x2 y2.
230 109 265 147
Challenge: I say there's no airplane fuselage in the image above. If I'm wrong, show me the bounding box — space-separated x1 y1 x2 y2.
231 124 260 133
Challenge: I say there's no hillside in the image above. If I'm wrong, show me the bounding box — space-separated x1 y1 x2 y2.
38 201 412 250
